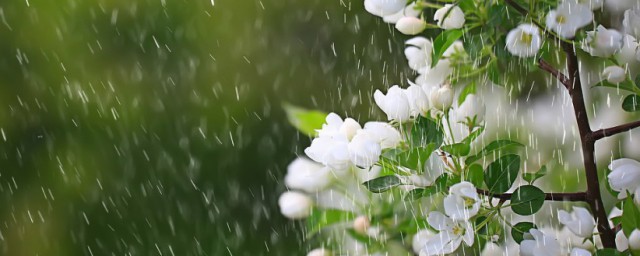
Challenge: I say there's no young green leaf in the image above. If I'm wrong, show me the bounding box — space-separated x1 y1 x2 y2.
511 222 536 244
440 143 471 157
362 175 402 193
404 187 438 201
484 154 520 194
431 29 463 68
522 165 547 184
411 116 444 148
467 164 484 188
621 197 640 236
510 185 545 216
593 80 638 94
622 94 640 112
282 103 328 137
457 81 477 106
465 139 524 165
306 209 356 236
594 248 627 256
461 127 484 145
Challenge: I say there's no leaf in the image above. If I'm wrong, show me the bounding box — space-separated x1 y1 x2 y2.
622 94 640 112
594 248 626 256
440 143 471 157
404 187 438 201
522 165 547 184
621 197 640 236
431 29 464 68
395 217 431 234
458 81 477 106
511 222 536 244
306 209 355 236
510 185 545 216
363 175 402 193
465 139 524 165
395 144 437 172
411 116 444 148
467 164 484 188
635 74 640 89
282 103 328 136
593 80 638 94
484 154 520 194
461 127 484 145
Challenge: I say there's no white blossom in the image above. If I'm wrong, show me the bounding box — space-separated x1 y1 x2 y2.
421 211 474 255
361 122 402 149
583 25 623 57
374 85 412 122
520 229 563 256
317 113 361 140
546 1 593 38
602 66 626 84
305 136 351 171
443 182 480 220
307 248 332 256
429 84 454 111
558 206 596 238
413 229 436 255
506 24 542 57
383 3 421 24
278 191 313 219
396 16 427 35
416 59 453 88
456 94 486 125
348 131 382 169
616 35 639 65
570 0 603 10
364 0 406 17
405 37 433 71
570 248 592 256
607 158 640 202
616 230 629 252
624 8 640 39
630 229 640 250
434 4 465 30
285 157 333 193
405 82 430 116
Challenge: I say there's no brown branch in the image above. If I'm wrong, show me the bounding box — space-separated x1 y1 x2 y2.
477 189 587 201
590 120 640 141
538 59 570 89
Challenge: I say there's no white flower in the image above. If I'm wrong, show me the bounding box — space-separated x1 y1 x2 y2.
609 206 623 228
607 158 640 200
416 59 453 88
558 206 596 238
602 66 626 84
353 216 371 234
583 25 623 57
624 8 640 39
307 248 332 256
456 94 485 125
317 113 362 141
362 122 402 149
421 211 474 255
285 157 333 193
481 242 504 256
616 230 629 252
570 248 592 256
443 182 480 220
520 229 563 256
383 3 421 24
374 85 412 122
364 0 406 17
405 37 433 71
405 82 430 116
443 41 465 58
278 191 313 219
348 131 382 168
545 1 593 38
396 16 427 35
413 229 436 255
434 4 465 30
570 0 603 10
429 84 454 111
616 35 639 65
630 229 640 250
506 24 542 57
305 136 351 171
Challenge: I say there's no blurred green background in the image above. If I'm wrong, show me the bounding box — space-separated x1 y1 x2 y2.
0 0 414 254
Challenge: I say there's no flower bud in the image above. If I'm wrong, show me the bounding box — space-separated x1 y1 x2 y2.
353 216 371 234
602 66 626 84
364 0 406 17
583 25 623 57
374 85 412 122
630 229 640 250
429 84 454 111
616 230 629 252
558 206 596 238
278 191 313 219
434 4 465 30
395 17 426 35
285 157 333 193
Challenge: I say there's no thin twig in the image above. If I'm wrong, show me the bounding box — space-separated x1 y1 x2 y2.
537 58 570 88
590 120 640 141
477 189 587 201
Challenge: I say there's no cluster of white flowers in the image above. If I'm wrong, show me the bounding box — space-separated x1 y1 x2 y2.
364 0 465 35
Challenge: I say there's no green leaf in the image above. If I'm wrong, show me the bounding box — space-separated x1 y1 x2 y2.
465 139 524 165
404 187 438 201
306 209 355 236
395 144 437 172
440 143 471 157
395 217 431 234
363 175 402 193
411 116 444 148
511 222 536 244
593 80 638 94
510 185 545 216
282 103 328 136
484 154 520 194
431 29 464 68
467 164 484 188
346 228 383 250
635 74 640 89
458 82 477 106
522 165 547 184
622 94 640 112
462 127 484 145
621 197 640 236
594 248 627 256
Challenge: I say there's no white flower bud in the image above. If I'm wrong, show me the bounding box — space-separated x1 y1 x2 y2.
405 82 430 117
456 94 485 125
395 16 426 35
570 248 592 256
616 230 629 252
364 0 406 17
362 122 402 149
624 8 640 39
285 157 333 193
383 3 421 24
583 25 623 57
305 136 351 171
506 24 542 57
602 66 626 84
434 4 465 30
558 206 596 238
278 191 313 219
348 131 382 169
630 229 640 250
307 248 332 256
429 84 454 111
353 216 371 234
607 158 640 200
412 229 436 255
374 85 412 122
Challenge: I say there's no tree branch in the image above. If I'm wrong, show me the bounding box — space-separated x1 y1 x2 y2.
538 59 570 89
590 120 640 141
477 189 587 201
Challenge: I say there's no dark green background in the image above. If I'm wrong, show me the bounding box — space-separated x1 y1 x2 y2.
0 0 412 254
